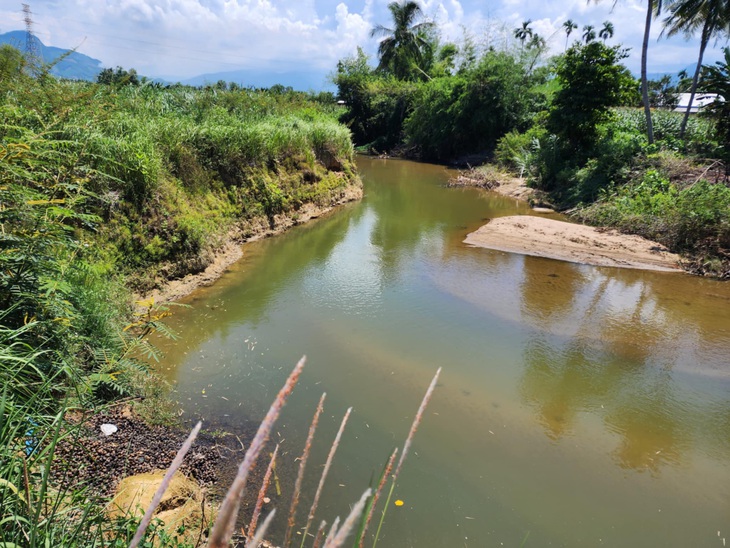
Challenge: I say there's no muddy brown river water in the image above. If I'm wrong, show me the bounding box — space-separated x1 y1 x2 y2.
158 157 730 547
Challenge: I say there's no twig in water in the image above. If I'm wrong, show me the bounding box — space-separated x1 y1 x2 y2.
128 421 202 548
208 357 306 548
311 520 327 548
300 407 352 548
284 392 327 548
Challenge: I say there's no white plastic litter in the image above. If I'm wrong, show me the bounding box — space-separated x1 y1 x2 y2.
100 423 118 436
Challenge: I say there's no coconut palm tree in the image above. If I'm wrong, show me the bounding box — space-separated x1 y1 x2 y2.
582 25 597 43
563 20 579 50
370 1 435 80
514 20 534 52
664 0 730 138
599 21 615 42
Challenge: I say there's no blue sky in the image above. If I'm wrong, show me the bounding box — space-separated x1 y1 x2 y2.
1 0 728 85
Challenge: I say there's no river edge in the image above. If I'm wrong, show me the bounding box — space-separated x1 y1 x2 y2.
140 183 363 305
455 169 687 273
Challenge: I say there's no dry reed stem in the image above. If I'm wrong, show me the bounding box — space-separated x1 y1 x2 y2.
324 517 340 547
247 508 276 548
357 448 398 548
300 407 352 548
247 444 279 545
311 520 328 548
208 357 306 548
324 488 372 548
129 421 202 548
394 367 441 480
284 392 327 548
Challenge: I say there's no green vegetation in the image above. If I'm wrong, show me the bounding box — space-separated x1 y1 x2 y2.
0 42 359 545
336 1 728 275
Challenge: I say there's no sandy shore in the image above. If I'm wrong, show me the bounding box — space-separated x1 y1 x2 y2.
143 184 363 304
465 216 683 272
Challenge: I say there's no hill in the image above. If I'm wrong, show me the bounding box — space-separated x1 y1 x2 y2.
0 30 102 81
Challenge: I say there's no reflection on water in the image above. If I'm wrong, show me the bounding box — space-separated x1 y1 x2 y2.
158 157 730 546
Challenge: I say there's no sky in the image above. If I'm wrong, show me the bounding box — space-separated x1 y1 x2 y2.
1 0 728 87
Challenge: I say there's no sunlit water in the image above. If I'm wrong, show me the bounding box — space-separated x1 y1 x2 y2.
157 157 730 547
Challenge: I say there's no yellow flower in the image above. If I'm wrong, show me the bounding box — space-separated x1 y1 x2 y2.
394 500 404 507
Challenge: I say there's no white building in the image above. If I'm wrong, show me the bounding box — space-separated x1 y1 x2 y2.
673 92 723 113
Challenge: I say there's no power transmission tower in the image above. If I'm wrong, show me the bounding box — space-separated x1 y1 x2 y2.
22 3 40 73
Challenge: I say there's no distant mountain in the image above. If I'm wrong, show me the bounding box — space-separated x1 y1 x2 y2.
0 30 102 81
179 68 333 92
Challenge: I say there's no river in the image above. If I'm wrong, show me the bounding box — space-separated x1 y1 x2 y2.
158 156 730 547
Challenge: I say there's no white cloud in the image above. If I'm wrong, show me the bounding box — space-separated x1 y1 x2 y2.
1 0 726 83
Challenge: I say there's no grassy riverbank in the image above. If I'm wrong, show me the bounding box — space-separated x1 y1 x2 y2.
0 45 359 545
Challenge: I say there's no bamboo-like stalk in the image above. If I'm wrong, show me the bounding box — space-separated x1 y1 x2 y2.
247 444 279 546
129 421 202 548
208 357 306 548
299 407 352 548
284 392 326 548
247 508 276 548
373 368 441 548
356 448 398 548
324 488 372 548
311 520 328 548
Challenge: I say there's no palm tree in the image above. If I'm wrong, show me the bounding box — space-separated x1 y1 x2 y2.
582 25 597 43
370 1 435 80
664 0 730 138
599 21 615 42
563 20 579 50
514 20 534 52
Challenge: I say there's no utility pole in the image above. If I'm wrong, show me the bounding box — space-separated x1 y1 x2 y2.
22 3 40 73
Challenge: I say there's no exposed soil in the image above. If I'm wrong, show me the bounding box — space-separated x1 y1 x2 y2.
140 184 363 305
465 216 683 272
53 406 251 499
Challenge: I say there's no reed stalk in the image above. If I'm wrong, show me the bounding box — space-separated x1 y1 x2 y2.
247 508 276 548
299 406 352 548
311 520 328 548
356 448 398 548
372 368 441 548
208 357 306 548
128 420 202 548
284 392 327 548
247 444 279 545
323 488 371 548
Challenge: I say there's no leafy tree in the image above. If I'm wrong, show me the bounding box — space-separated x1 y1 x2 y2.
514 20 534 51
701 47 730 170
648 74 680 108
583 25 597 43
370 1 435 81
0 45 26 85
563 20 579 50
547 42 634 148
97 66 140 86
664 0 730 138
599 21 615 42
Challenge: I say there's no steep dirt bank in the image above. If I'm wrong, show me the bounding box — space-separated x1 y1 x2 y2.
141 183 363 304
